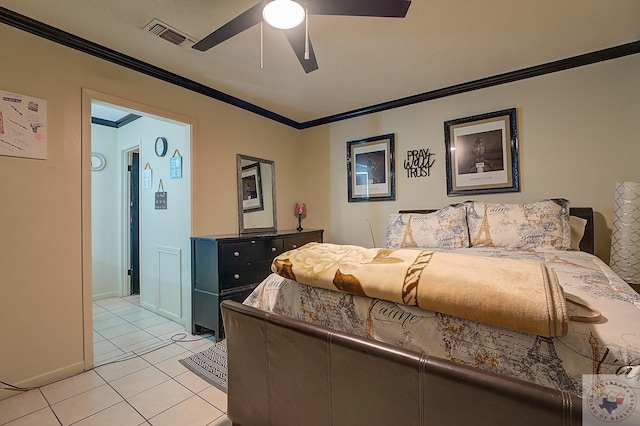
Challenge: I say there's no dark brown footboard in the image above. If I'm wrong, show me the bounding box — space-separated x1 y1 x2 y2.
221 300 582 426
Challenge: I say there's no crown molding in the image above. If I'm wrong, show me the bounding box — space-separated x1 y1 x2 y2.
2 7 638 130
299 40 640 129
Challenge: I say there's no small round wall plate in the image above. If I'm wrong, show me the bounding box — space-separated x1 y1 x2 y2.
91 152 106 171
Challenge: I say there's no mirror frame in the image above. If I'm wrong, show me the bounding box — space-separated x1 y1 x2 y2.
237 154 277 234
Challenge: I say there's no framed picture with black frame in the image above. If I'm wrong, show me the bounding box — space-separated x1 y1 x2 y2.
241 162 264 212
347 133 396 202
444 108 519 196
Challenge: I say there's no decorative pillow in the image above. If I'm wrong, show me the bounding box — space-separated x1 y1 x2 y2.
466 199 571 250
569 215 587 251
385 204 469 249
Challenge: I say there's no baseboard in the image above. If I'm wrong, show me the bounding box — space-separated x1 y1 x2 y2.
92 291 120 301
0 360 85 402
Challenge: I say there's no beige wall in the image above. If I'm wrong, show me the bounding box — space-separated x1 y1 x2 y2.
307 54 640 261
0 25 301 398
0 21 638 398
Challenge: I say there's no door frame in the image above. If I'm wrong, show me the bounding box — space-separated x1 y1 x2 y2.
81 88 197 370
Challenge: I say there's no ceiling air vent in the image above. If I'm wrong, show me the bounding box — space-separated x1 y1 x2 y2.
144 19 194 46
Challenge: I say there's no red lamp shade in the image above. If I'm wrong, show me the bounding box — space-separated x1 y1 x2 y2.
295 203 307 215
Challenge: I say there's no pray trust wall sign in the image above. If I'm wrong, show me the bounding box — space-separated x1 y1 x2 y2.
404 148 435 178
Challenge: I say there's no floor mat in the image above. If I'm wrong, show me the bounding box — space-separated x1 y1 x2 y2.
179 339 227 393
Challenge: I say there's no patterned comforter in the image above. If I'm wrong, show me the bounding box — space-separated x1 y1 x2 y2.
244 247 640 395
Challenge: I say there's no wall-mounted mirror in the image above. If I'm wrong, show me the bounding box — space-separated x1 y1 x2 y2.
237 154 277 234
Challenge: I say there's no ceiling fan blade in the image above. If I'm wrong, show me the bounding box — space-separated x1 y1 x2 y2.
284 25 318 74
284 26 319 74
307 0 411 18
192 3 263 51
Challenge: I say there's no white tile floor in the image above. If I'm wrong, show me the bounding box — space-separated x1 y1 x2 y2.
0 295 231 426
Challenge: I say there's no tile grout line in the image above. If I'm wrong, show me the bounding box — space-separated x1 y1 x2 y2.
1 296 222 425
92 358 156 424
92 298 224 420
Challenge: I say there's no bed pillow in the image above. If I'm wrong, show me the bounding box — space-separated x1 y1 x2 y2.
466 199 571 250
569 215 587 251
385 204 469 249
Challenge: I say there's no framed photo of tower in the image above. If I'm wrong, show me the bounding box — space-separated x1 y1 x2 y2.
347 133 396 202
444 108 519 196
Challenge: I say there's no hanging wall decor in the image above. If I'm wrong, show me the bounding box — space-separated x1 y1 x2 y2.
0 88 47 159
404 148 435 178
155 179 167 210
444 108 519 196
90 152 106 171
170 149 183 179
347 133 396 202
143 162 152 189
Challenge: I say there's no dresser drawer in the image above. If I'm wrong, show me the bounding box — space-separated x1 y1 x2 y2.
220 239 284 265
219 261 273 291
192 286 256 338
285 234 322 251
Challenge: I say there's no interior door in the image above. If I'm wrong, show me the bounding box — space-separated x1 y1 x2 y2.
129 152 140 294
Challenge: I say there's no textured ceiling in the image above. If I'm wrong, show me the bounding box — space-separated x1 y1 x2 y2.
1 0 639 124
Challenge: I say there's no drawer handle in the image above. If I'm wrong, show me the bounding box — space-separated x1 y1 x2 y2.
234 274 240 279
234 251 239 257
271 247 277 252
292 244 297 249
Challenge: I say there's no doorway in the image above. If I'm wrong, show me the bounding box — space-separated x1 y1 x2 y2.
83 89 194 368
129 151 140 295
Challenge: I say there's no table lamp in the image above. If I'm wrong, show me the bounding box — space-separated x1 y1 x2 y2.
295 203 307 232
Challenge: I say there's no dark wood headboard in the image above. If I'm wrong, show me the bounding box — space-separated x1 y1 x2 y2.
569 207 594 254
399 207 595 255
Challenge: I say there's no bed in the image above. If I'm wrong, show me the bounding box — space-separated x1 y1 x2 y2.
221 199 640 425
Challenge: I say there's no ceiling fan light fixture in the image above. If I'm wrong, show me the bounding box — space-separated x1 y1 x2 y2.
263 0 306 30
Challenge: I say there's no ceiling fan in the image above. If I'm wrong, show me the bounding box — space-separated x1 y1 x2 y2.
192 0 412 73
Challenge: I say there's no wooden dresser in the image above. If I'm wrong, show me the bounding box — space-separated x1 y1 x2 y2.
190 229 323 339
